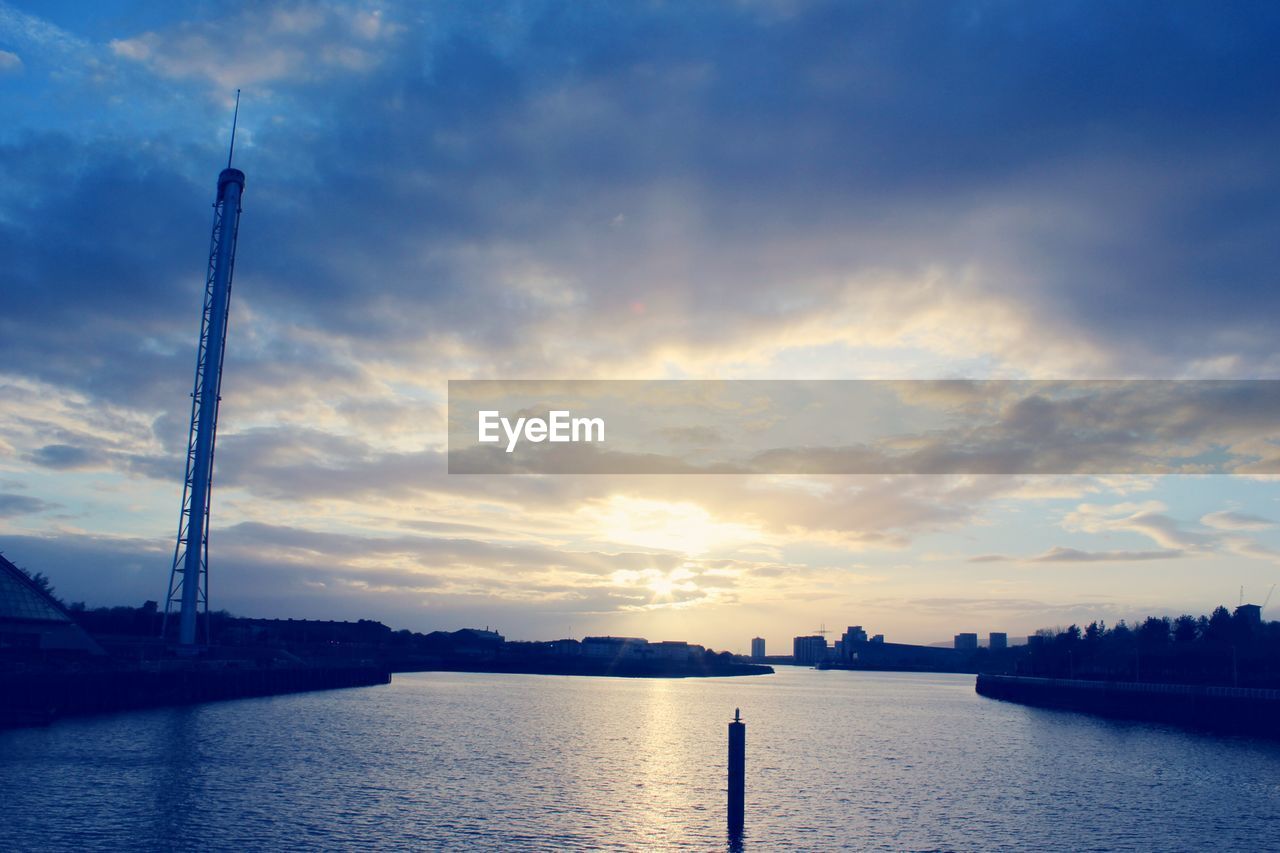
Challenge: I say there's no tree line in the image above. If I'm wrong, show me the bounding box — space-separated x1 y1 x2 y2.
1022 606 1280 688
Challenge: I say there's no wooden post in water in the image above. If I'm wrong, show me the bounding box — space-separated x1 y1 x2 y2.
728 707 745 837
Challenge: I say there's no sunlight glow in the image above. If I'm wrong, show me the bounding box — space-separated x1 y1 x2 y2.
586 496 760 555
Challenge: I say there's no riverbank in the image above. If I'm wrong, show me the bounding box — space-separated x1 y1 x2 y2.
976 673 1280 737
389 659 773 678
0 655 770 729
0 663 391 728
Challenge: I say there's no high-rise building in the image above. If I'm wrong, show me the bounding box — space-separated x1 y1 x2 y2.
836 625 869 662
989 632 1008 650
842 625 868 645
954 632 978 651
793 635 828 665
751 637 766 660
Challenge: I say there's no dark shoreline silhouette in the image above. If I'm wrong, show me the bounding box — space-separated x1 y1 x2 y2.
977 674 1280 738
0 664 390 728
389 658 772 678
2 583 770 728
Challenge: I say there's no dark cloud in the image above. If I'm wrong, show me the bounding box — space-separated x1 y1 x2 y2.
0 531 168 607
0 135 210 409
27 442 97 470
6 0 1280 410
6 2 1280 641
0 492 53 516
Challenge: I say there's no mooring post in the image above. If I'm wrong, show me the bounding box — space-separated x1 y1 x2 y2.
728 707 745 837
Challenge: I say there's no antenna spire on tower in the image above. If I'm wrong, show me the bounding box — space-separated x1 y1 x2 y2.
227 89 241 169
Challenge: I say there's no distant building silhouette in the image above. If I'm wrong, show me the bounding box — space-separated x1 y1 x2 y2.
227 617 394 646
842 625 868 645
580 636 706 662
989 632 1008 650
750 637 766 660
547 638 581 655
653 640 702 660
453 627 504 644
583 636 649 659
445 628 506 657
793 634 829 664
954 633 978 651
826 623 972 671
1234 604 1263 627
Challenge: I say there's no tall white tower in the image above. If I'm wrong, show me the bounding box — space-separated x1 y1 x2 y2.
163 93 246 649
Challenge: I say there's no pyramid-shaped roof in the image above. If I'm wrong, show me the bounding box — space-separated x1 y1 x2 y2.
0 553 73 623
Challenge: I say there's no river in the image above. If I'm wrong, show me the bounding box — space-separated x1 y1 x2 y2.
2 667 1277 850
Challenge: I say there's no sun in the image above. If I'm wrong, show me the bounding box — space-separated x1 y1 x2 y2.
586 496 759 555
648 574 679 599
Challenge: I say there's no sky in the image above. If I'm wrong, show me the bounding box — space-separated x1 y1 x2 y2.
2 0 1280 652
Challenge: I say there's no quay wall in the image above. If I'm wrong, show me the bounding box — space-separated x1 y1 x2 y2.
0 664 391 728
976 674 1280 737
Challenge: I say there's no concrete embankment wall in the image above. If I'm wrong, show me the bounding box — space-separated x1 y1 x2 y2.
976 674 1280 737
0 665 391 728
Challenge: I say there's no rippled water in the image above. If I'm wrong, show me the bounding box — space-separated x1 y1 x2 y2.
2 668 1278 851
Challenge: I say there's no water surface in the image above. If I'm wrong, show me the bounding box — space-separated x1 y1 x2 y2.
2 668 1277 850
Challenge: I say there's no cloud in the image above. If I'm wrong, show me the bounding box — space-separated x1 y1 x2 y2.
1048 499 1280 566
5 1 1280 645
1029 546 1183 563
0 523 782 635
0 137 211 410
1201 509 1274 531
1063 502 1219 552
0 493 53 517
8 3 1280 424
0 4 88 56
0 48 21 73
27 443 97 470
11 0 1274 397
970 547 1183 564
969 496 1280 566
110 3 403 89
